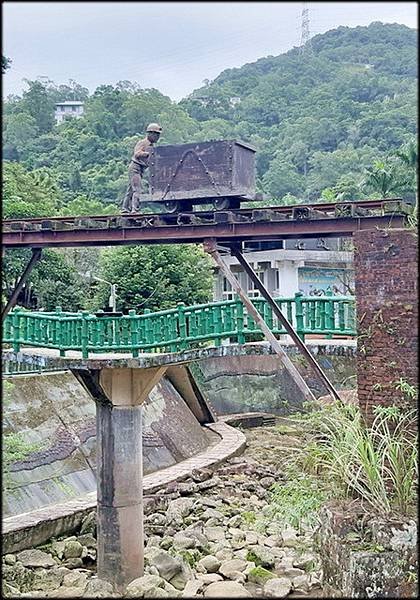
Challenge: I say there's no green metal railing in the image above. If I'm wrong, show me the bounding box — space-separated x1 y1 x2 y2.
2 293 356 359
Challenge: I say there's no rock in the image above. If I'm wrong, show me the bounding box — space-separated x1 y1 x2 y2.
159 537 173 551
246 546 275 568
263 577 292 598
259 476 276 488
204 580 251 597
196 573 223 584
173 533 196 550
197 555 221 574
227 515 242 528
292 574 310 592
4 554 17 566
191 468 213 482
182 579 204 597
17 550 57 569
46 586 87 598
63 558 84 569
245 531 259 545
32 567 65 591
293 553 316 571
63 540 83 559
202 508 224 521
2 562 34 592
264 535 283 548
125 574 164 597
205 527 225 542
80 511 96 534
77 534 97 548
83 577 116 597
281 528 299 548
147 588 170 598
214 548 233 562
149 550 182 581
169 562 193 590
62 570 89 588
148 512 167 526
219 559 247 578
163 581 182 597
166 498 194 522
247 566 277 585
51 541 67 560
282 567 305 578
178 482 196 496
3 582 21 597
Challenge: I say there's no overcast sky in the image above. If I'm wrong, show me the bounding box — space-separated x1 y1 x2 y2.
2 1 418 101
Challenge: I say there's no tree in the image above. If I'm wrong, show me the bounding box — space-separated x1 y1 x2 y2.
2 55 11 73
21 80 55 134
361 159 405 198
91 245 214 313
394 138 417 210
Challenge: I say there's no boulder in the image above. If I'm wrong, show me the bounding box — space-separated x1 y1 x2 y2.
125 574 165 597
219 558 247 578
263 577 292 598
182 579 204 597
47 587 89 598
191 468 213 482
292 574 310 593
16 550 57 569
3 554 17 566
62 570 90 588
259 476 276 488
246 546 275 568
173 533 196 550
166 498 194 522
205 527 225 542
203 580 251 597
83 577 116 598
196 573 223 584
63 558 83 569
32 567 65 591
197 555 221 574
281 528 299 548
148 550 182 581
63 540 83 559
247 566 277 585
77 534 97 549
169 562 193 590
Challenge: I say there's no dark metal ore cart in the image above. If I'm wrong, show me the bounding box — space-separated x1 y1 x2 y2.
140 139 257 212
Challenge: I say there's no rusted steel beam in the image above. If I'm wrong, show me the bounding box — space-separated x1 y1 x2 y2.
1 248 42 321
230 244 342 402
203 239 316 404
1 215 407 248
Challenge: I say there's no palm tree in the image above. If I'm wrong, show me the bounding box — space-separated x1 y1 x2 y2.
361 160 402 198
394 139 418 220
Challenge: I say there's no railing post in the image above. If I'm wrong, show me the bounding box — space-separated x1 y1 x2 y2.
294 292 305 341
128 309 139 357
12 308 22 353
325 290 333 339
236 300 245 344
55 305 65 357
177 303 187 350
81 311 90 359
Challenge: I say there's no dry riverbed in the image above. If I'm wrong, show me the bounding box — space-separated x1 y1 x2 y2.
3 421 325 598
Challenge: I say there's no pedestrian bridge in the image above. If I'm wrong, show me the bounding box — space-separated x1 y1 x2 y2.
3 293 355 362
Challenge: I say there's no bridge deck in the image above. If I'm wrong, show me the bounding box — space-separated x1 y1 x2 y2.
3 339 356 370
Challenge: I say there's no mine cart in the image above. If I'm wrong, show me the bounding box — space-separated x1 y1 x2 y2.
139 139 257 212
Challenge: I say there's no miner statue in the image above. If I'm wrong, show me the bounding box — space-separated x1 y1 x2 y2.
121 122 162 213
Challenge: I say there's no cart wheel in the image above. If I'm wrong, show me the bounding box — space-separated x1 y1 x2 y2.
213 198 240 210
164 200 181 214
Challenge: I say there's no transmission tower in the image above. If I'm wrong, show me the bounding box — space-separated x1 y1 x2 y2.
299 2 313 55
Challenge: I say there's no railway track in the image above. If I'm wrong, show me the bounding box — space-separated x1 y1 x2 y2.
2 199 411 248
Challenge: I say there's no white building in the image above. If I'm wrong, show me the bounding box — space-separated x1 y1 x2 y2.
54 101 84 124
213 238 354 301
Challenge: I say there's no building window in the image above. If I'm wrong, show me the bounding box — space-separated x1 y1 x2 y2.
247 270 265 298
222 277 234 301
61 106 65 112
72 106 77 112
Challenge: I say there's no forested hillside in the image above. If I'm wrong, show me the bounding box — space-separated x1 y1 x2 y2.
2 22 417 312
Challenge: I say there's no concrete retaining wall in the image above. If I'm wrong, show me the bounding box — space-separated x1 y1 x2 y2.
3 372 214 517
194 341 356 415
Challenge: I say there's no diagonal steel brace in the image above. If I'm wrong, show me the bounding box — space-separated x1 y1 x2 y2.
2 248 42 322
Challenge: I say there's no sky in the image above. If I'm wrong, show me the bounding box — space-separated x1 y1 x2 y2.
2 1 418 101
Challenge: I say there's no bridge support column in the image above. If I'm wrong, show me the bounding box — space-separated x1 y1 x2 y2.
73 366 167 592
